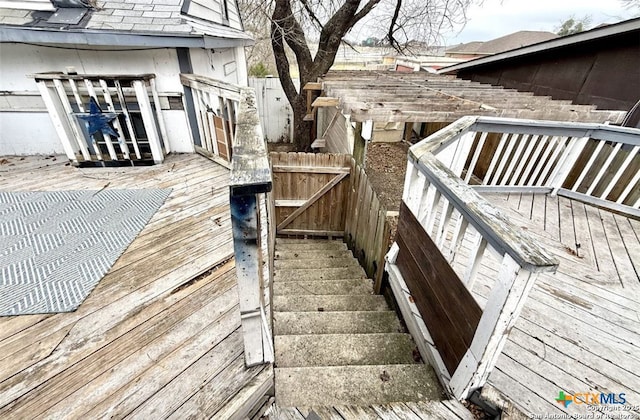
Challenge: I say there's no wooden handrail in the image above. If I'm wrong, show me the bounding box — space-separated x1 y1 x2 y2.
32 72 156 81
230 87 272 196
412 153 557 273
228 87 273 367
180 73 242 101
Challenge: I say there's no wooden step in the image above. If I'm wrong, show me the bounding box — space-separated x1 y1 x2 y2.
275 333 418 367
274 311 401 335
275 267 366 282
274 257 362 270
275 364 442 407
276 238 343 244
273 279 373 296
275 242 348 251
271 400 475 419
273 294 388 312
274 249 354 260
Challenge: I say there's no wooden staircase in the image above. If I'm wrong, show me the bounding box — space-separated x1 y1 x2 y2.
272 238 443 408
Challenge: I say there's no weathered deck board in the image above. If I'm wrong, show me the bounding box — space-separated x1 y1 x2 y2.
474 192 640 417
0 154 267 419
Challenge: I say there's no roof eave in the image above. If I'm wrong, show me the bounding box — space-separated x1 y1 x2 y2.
439 18 640 74
0 25 252 48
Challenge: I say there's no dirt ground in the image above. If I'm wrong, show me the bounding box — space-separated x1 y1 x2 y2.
364 141 410 243
364 141 410 212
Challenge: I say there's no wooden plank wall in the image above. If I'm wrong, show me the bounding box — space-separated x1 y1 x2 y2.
344 160 391 293
270 152 351 237
395 202 482 375
322 107 352 155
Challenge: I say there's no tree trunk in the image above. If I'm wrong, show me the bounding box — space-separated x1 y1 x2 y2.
270 0 383 151
291 95 313 151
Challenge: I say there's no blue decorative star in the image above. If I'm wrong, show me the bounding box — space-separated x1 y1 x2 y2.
77 97 119 138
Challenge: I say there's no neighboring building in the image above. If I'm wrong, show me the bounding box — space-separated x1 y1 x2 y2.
440 18 640 125
445 31 559 60
0 0 252 157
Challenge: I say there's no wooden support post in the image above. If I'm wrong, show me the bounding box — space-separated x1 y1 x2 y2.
230 87 273 367
133 80 164 164
149 78 170 153
450 254 538 399
403 122 415 142
231 194 266 366
35 81 79 163
353 121 366 167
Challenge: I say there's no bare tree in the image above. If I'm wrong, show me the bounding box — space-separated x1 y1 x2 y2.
256 0 477 151
620 0 640 16
555 15 591 36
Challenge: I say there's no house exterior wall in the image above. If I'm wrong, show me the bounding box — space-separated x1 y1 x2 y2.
189 46 248 86
183 0 243 31
0 43 248 156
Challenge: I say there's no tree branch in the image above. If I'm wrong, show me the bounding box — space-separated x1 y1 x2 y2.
350 0 383 26
387 0 403 51
272 0 313 76
298 0 324 32
270 13 299 103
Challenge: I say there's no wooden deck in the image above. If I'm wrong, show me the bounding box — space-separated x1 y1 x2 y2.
476 192 640 418
0 154 272 419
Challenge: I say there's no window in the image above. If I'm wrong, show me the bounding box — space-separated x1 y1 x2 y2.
221 0 229 23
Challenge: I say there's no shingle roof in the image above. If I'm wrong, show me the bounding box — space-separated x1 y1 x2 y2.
445 41 484 54
441 18 640 74
0 0 251 41
447 31 558 55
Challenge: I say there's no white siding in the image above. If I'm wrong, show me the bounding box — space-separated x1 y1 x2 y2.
0 0 54 11
0 44 192 155
184 0 243 31
0 43 250 156
189 47 247 86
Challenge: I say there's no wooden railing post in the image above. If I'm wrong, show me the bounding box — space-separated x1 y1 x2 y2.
229 87 273 367
449 254 539 397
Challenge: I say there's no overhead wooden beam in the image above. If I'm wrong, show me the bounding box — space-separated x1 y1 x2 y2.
303 82 322 90
312 97 339 107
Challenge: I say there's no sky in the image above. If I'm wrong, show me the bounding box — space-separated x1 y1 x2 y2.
442 0 637 46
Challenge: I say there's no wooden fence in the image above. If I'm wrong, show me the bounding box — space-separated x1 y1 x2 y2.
344 164 391 293
270 152 391 292
270 152 351 237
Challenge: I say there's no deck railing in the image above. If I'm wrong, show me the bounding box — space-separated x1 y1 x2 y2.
33 73 168 166
180 74 240 165
422 116 640 216
386 116 565 400
229 87 274 367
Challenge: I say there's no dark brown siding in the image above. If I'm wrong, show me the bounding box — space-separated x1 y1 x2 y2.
396 202 482 375
457 30 640 112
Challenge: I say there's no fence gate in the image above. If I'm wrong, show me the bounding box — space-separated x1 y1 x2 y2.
270 152 352 237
